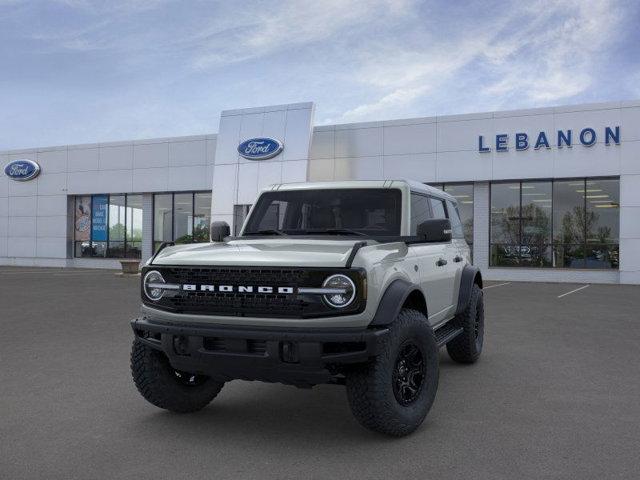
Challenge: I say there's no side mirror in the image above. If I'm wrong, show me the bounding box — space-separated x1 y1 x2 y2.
210 221 230 242
416 219 452 242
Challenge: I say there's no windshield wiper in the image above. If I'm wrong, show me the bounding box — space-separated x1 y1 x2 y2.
245 229 287 236
303 228 368 237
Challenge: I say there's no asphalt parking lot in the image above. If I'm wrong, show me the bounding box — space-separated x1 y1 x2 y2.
1 268 639 480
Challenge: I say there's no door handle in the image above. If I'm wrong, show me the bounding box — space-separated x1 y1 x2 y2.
436 258 448 267
454 255 463 263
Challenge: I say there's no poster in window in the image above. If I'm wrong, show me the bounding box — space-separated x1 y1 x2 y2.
74 196 91 241
91 195 108 242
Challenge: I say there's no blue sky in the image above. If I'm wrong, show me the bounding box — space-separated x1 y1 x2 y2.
1 0 639 150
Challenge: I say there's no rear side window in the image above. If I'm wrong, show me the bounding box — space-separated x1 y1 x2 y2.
430 197 447 219
446 200 464 239
410 193 432 235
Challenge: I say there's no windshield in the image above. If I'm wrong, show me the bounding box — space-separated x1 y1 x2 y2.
242 188 402 237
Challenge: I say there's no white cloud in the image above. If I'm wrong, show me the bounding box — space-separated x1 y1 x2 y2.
481 0 622 105
334 0 626 122
191 0 416 69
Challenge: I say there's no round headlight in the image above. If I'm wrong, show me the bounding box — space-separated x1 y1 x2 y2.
143 270 166 301
322 274 356 308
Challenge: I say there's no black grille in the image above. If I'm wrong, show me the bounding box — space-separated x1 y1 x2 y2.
164 267 311 286
144 266 365 318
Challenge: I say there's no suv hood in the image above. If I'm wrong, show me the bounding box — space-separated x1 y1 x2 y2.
150 238 363 268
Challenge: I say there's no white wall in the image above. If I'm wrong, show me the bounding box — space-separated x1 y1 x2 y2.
308 100 640 284
211 103 315 232
0 134 216 268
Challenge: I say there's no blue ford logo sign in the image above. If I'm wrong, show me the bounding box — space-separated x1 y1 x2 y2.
4 159 41 181
237 137 283 160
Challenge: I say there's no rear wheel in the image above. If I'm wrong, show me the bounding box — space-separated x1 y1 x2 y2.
131 339 224 413
345 309 439 436
447 283 484 363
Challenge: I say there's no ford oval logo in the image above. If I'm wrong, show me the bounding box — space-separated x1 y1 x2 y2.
4 159 41 181
237 137 283 160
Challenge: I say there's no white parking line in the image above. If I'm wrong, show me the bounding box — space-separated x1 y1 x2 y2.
483 282 511 290
557 284 590 298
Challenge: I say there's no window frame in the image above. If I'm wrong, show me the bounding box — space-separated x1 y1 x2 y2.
409 192 433 235
440 182 474 243
73 193 143 259
489 177 619 269
151 191 212 252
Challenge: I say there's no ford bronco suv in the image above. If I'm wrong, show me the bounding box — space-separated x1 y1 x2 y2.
131 180 484 436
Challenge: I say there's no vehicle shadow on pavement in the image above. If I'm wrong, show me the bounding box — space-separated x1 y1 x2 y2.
130 383 392 442
127 352 463 446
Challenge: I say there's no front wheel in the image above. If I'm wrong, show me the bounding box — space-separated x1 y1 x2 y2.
131 339 224 413
345 309 439 436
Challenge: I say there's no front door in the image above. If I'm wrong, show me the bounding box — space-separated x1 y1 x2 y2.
410 242 456 325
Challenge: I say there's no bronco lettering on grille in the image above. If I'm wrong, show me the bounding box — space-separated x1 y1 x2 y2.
181 284 295 294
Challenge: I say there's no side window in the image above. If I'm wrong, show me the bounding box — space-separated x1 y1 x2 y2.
429 197 447 219
410 193 432 235
446 200 464 239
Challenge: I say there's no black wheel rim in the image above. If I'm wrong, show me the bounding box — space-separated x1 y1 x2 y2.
392 341 425 406
474 296 484 351
173 370 207 387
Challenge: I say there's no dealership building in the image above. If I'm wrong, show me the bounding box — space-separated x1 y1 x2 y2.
1 100 639 284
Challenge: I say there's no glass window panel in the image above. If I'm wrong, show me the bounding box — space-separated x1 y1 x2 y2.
74 242 92 258
126 194 143 258
91 194 109 243
429 197 447 219
154 194 172 251
553 244 586 269
74 196 92 258
490 244 520 267
74 196 91 242
553 180 586 245
107 241 125 258
410 194 432 235
108 195 125 241
491 183 520 245
92 241 107 258
233 204 252 235
174 193 193 243
585 179 619 244
443 184 473 245
194 192 212 243
108 195 125 258
520 181 552 267
584 243 618 269
446 200 464 239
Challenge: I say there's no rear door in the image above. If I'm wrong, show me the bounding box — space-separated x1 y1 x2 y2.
445 199 467 311
427 196 459 321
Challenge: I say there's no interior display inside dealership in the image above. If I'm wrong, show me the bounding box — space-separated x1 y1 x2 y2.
1 100 639 284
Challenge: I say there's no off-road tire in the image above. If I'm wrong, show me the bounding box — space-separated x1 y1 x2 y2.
447 283 484 364
131 339 224 413
345 308 439 436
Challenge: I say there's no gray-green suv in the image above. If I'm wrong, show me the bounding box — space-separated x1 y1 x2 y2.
131 180 484 436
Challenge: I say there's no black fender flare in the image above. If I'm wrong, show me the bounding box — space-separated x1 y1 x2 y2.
370 279 427 326
455 265 483 316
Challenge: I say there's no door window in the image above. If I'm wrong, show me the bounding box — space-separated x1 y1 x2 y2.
446 200 464 239
430 197 447 219
410 193 432 235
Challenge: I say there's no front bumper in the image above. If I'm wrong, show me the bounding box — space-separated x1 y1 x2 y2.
131 316 389 387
